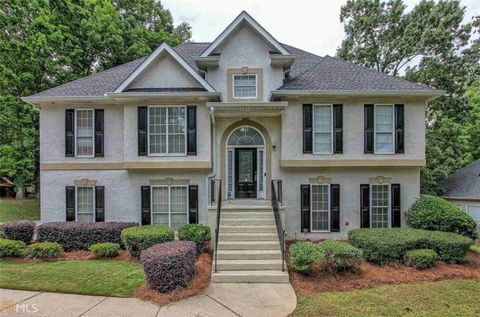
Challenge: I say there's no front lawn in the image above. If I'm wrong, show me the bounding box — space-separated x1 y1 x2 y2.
292 279 480 317
0 199 39 223
0 259 145 297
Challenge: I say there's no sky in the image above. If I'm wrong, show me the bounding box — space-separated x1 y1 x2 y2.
163 0 480 57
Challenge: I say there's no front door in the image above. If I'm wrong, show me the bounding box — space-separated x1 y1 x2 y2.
235 148 257 198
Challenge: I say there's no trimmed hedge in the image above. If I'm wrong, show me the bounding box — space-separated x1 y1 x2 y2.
318 241 363 273
121 225 174 257
2 221 36 244
0 238 27 257
141 241 196 293
404 249 437 269
36 222 138 251
289 241 323 274
89 242 120 258
406 195 477 240
178 224 211 252
27 242 63 259
348 228 472 265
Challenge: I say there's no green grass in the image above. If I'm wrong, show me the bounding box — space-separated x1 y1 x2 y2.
0 259 145 297
292 279 480 317
0 199 40 223
470 245 480 254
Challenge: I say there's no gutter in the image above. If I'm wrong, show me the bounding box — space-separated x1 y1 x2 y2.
269 90 445 102
206 106 217 205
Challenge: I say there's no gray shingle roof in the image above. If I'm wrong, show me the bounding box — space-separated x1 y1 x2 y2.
441 159 480 198
28 42 439 98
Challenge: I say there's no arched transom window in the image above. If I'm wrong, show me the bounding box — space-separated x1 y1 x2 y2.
228 127 264 146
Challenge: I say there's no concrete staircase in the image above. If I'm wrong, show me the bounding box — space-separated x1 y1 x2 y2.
211 202 289 283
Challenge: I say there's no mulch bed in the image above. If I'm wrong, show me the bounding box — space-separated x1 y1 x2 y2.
135 251 212 306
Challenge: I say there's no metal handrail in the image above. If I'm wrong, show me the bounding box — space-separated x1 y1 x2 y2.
212 179 222 273
271 179 286 271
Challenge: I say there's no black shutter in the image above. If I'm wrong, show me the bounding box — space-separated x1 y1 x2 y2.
333 104 343 154
303 104 313 154
138 107 148 156
187 106 197 155
360 184 370 228
95 186 105 222
364 104 374 154
391 184 401 227
94 109 104 157
188 185 198 224
66 186 75 221
395 104 404 154
300 184 310 232
141 186 151 225
65 109 75 157
330 184 340 232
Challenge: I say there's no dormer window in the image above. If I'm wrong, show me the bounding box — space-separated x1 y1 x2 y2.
233 74 257 99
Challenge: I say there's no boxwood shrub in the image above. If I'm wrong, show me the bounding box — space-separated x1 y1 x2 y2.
36 222 138 251
121 225 174 257
0 238 27 257
317 240 363 273
404 249 437 269
27 242 63 259
348 228 472 265
2 221 36 244
178 224 211 252
406 195 477 240
289 241 323 274
141 241 196 293
89 242 120 258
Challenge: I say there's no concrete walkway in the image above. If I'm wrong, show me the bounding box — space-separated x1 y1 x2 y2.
0 283 297 317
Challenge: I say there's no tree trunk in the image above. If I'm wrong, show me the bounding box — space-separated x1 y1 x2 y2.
15 188 24 199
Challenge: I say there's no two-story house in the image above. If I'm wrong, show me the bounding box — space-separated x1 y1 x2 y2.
23 11 442 283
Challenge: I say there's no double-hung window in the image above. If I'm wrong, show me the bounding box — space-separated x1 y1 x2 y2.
311 184 330 232
466 205 480 221
148 106 186 155
370 184 390 228
151 186 188 230
313 104 333 154
374 105 394 154
76 186 95 223
233 74 257 99
75 109 95 157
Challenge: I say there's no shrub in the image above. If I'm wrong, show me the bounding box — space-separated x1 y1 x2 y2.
89 242 120 258
289 241 323 274
404 249 437 269
406 195 477 240
317 241 363 273
121 225 174 257
27 242 63 259
348 228 472 265
2 221 36 244
140 241 196 293
0 225 4 239
36 222 138 251
178 224 211 252
0 238 27 257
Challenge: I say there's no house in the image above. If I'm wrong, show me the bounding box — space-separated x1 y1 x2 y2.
441 159 480 223
0 175 15 198
23 11 442 282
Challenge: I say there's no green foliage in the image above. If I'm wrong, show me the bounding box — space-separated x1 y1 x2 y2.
289 241 323 274
317 241 363 273
120 225 174 257
89 242 120 258
470 245 480 254
0 238 26 257
27 242 63 259
404 249 437 269
406 195 477 239
178 224 211 252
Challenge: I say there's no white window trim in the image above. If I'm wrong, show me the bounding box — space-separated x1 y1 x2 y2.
373 104 395 155
232 74 258 100
310 183 331 233
466 204 480 221
369 183 391 228
75 186 95 223
74 108 95 158
150 185 189 229
147 105 187 157
312 104 334 155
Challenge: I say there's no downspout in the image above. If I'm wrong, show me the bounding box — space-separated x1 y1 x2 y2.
206 106 217 205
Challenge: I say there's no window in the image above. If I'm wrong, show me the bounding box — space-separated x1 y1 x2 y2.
466 205 480 221
233 74 257 99
151 186 188 230
374 105 394 154
313 104 333 154
311 184 330 232
76 186 95 223
75 109 94 157
370 184 390 228
148 106 186 155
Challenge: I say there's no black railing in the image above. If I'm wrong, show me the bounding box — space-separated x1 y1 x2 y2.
271 179 286 271
211 179 222 273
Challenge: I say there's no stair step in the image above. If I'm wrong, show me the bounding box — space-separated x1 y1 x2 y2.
217 250 282 260
219 233 278 241
221 225 277 233
220 218 276 226
221 212 274 220
220 206 273 212
211 270 289 283
218 241 280 250
216 259 284 271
